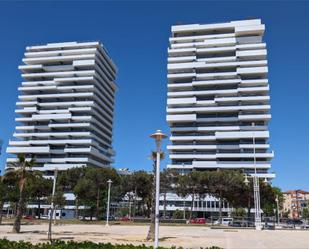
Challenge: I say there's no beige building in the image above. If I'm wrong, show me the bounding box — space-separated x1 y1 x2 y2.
283 190 309 219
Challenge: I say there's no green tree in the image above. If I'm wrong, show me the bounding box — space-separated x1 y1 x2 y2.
27 172 52 219
65 167 120 220
0 176 9 224
7 154 35 233
302 208 309 220
84 167 120 219
208 170 244 221
173 209 184 219
58 167 87 219
231 208 247 218
160 169 177 218
1 171 19 217
175 171 201 220
74 177 96 220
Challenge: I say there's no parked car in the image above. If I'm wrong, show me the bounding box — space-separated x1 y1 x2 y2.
301 224 309 229
286 219 303 226
23 215 34 220
102 215 115 221
229 221 243 227
214 218 233 226
229 220 255 227
36 215 49 220
289 219 303 225
190 218 206 224
263 222 275 230
120 216 130 221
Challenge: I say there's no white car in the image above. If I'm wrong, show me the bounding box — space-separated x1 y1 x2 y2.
214 218 233 226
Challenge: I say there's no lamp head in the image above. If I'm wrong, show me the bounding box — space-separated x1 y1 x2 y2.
244 174 249 185
150 130 167 151
150 130 167 141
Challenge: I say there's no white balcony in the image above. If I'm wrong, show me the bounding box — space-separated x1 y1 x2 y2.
237 66 268 75
6 146 50 154
167 114 196 122
215 130 269 140
167 105 270 114
235 24 265 36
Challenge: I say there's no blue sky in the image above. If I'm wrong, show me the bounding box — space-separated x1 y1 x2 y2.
0 1 308 191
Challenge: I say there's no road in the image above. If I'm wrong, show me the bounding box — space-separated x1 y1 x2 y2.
1 224 309 249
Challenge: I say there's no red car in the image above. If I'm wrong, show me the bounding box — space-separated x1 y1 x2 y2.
190 218 206 224
120 216 130 221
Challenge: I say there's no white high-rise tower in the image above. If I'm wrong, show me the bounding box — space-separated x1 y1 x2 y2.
6 41 117 173
166 19 274 179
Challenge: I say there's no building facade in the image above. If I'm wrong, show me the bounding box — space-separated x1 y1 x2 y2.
283 190 309 219
6 41 117 174
166 19 274 179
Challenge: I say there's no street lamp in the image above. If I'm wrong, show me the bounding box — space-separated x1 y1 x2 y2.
150 130 167 249
106 179 112 227
244 123 262 230
48 168 58 241
276 195 280 225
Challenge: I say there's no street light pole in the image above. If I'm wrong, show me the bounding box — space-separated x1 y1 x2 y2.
106 179 112 227
252 123 262 230
276 195 280 225
150 130 167 249
48 168 58 241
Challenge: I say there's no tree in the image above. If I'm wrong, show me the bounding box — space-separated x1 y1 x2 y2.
173 209 184 219
27 172 52 219
1 171 19 217
63 167 120 220
208 170 244 221
48 190 66 225
0 176 9 224
73 177 96 220
58 167 87 219
7 154 35 233
160 169 177 218
175 171 201 220
231 208 247 218
302 208 309 221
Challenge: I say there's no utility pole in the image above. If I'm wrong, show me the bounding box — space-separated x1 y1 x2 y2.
106 179 112 226
252 123 262 230
276 195 280 225
150 130 167 249
48 168 58 241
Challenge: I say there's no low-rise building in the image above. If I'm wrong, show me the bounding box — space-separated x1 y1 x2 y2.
283 190 309 219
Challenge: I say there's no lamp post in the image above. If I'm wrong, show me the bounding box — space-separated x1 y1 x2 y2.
276 195 280 225
150 130 167 249
48 168 58 241
106 179 112 227
244 123 262 230
252 123 262 230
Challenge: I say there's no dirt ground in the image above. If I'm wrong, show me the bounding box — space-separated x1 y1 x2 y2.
1 223 309 249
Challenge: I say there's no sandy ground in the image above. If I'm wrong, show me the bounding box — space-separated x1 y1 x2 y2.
1 223 309 249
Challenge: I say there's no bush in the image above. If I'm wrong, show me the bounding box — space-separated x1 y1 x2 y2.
0 239 222 249
172 209 184 220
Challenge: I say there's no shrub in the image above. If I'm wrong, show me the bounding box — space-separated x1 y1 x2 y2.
172 209 184 220
0 239 222 249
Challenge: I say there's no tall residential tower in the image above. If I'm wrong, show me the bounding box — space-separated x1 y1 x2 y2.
6 41 117 173
166 19 274 179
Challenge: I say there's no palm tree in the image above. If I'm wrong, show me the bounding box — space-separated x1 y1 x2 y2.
8 154 35 233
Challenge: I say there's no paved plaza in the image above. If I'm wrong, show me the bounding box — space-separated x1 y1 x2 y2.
1 224 309 249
